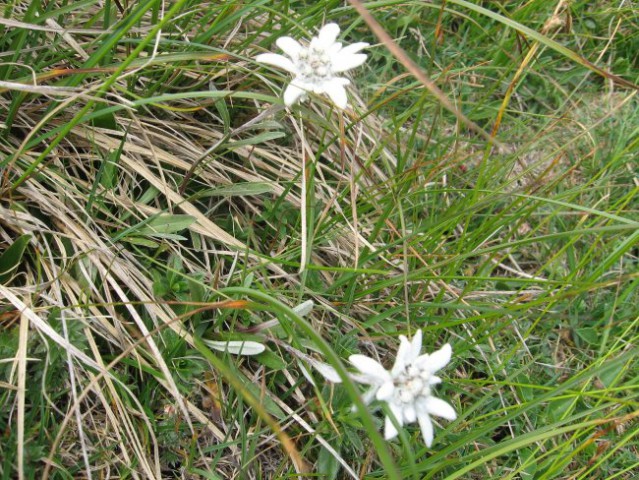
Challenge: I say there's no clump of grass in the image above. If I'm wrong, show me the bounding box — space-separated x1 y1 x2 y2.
1 1 638 479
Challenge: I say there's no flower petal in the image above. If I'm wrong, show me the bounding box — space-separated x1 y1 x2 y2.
276 36 303 57
361 387 379 405
328 42 343 55
340 42 369 55
283 83 306 106
323 78 349 109
410 329 423 362
255 53 297 74
384 416 399 440
312 82 326 94
384 402 404 440
404 404 417 423
429 375 442 385
376 381 395 401
424 396 457 420
417 412 434 447
415 353 429 369
351 386 380 413
424 343 452 373
331 53 368 73
349 354 391 382
391 335 411 376
316 23 340 48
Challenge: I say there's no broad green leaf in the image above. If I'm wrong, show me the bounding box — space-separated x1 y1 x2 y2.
91 102 118 130
575 327 599 346
136 214 196 236
317 445 341 480
255 350 287 370
227 131 285 147
0 234 31 283
195 182 274 198
209 82 230 134
121 236 161 248
598 360 627 388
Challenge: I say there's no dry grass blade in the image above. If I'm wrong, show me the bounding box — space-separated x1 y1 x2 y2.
15 310 29 480
0 80 79 96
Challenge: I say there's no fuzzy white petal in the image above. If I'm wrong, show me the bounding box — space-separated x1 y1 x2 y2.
424 396 457 420
255 53 297 74
323 78 349 109
384 402 404 440
361 387 379 405
384 416 399 440
328 42 343 55
417 412 434 447
312 82 326 94
317 23 340 48
283 83 306 106
424 343 452 373
331 53 368 73
429 375 442 385
349 354 391 382
339 42 369 55
276 36 303 57
350 372 377 384
351 386 380 413
404 404 417 423
391 336 411 376
376 381 395 401
415 353 430 368
410 330 423 362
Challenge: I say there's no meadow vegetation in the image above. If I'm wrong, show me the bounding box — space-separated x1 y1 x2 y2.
0 0 638 478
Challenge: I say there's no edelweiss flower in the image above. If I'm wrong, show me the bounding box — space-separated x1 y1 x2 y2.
255 23 368 109
349 330 456 447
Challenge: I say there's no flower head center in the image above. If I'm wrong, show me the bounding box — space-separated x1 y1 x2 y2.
297 46 332 81
395 364 432 404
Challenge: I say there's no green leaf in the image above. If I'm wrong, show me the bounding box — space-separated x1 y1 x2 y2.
136 214 196 236
575 327 599 346
121 236 160 248
0 234 31 283
598 360 626 388
547 397 575 423
255 350 287 370
209 82 230 134
99 144 122 190
195 182 274 198
519 448 538 477
317 444 341 480
91 102 118 130
227 131 285 147
239 371 285 419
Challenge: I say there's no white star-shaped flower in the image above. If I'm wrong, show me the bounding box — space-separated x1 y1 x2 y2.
255 23 368 109
349 330 456 447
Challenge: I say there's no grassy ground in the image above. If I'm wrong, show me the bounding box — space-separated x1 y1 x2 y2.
1 0 638 479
